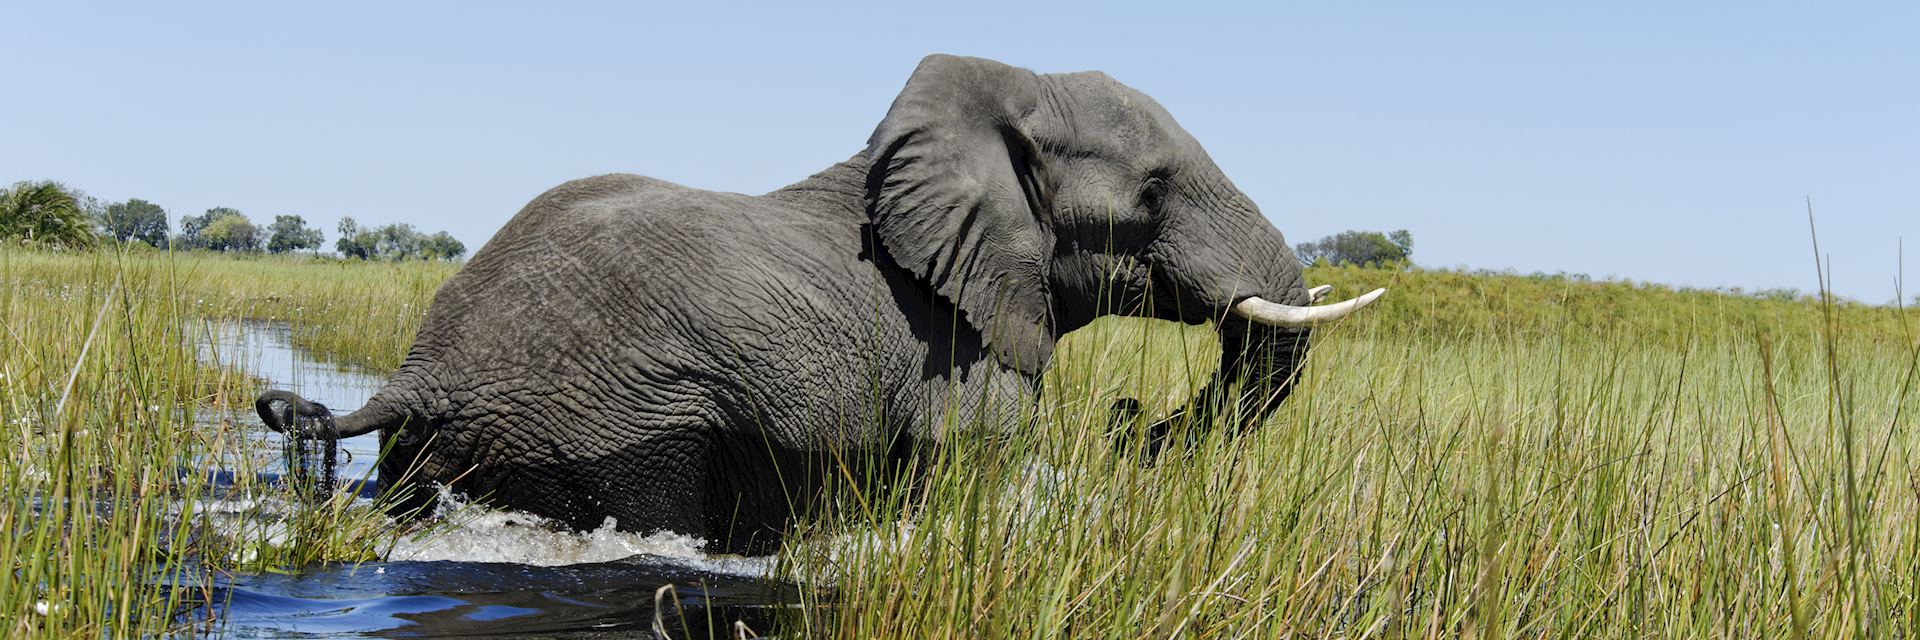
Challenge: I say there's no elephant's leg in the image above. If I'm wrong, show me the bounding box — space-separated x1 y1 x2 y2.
579 426 714 536
414 417 719 538
703 429 828 555
375 424 444 520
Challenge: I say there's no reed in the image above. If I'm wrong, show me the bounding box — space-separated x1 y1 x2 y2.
782 267 1920 637
0 248 431 637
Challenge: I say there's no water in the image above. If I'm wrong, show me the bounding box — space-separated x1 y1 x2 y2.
193 555 797 638
196 321 384 487
189 322 796 638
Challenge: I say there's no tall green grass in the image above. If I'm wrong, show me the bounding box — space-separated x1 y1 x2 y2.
3 246 1915 637
781 269 1920 637
0 248 434 637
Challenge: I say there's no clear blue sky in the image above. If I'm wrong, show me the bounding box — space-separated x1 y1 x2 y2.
5 2 1915 302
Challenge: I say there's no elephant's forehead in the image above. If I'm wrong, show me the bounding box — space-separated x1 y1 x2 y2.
1041 72 1200 164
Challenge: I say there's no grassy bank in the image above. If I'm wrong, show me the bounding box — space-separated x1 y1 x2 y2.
790 265 1920 636
794 303 1920 637
2 247 1915 636
0 248 447 636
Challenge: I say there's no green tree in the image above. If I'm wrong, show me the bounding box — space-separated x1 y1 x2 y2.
98 198 170 247
335 216 375 259
420 231 466 260
0 180 96 248
266 215 325 254
175 207 242 249
333 217 464 261
374 223 422 259
201 210 262 252
1295 229 1414 268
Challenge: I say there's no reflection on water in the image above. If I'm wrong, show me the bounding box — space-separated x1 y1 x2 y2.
201 556 797 639
195 321 385 484
196 320 384 410
190 321 794 638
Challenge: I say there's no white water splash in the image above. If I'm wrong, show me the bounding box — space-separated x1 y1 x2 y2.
193 321 776 579
388 505 772 577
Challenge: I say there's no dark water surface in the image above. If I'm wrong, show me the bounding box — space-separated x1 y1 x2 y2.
190 322 797 638
195 556 797 638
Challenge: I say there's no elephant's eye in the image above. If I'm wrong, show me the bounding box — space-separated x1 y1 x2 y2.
1141 174 1172 210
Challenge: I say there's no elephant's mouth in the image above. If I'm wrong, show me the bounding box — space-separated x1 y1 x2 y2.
1227 286 1387 329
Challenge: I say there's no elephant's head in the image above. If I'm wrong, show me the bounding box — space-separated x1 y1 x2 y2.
866 55 1382 438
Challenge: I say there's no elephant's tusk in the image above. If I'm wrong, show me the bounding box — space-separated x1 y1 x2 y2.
1306 284 1332 304
1232 288 1386 328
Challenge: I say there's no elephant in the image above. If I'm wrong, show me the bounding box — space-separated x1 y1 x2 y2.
256 54 1383 554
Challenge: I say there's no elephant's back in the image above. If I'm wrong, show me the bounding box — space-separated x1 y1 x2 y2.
474 173 861 288
401 173 905 445
437 172 872 346
416 175 701 369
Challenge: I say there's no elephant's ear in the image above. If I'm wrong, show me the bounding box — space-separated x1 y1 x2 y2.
865 54 1057 375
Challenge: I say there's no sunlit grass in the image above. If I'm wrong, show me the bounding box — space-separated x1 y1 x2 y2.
0 247 433 637
2 245 1916 637
781 268 1920 636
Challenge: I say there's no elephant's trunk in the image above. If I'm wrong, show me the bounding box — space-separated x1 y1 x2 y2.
1120 316 1312 459
255 389 399 439
1126 183 1379 456
1209 317 1312 427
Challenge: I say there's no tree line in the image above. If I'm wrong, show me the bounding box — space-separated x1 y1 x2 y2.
17 174 1419 270
0 179 465 260
1295 229 1413 268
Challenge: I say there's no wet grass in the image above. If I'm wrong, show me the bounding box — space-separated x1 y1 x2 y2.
3 245 1917 636
0 247 441 636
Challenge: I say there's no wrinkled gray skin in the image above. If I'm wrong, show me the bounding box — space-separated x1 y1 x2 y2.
257 55 1313 553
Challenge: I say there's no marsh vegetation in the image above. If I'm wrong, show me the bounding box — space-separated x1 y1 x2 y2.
2 247 1915 637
